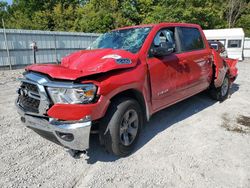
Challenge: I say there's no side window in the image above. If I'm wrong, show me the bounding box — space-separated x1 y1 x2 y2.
153 29 175 47
148 28 177 57
228 40 242 48
179 27 205 52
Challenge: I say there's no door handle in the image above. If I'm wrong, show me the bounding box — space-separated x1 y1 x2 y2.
180 60 188 64
179 60 189 72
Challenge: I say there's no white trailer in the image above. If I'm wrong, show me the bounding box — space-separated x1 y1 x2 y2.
244 37 250 59
203 28 245 60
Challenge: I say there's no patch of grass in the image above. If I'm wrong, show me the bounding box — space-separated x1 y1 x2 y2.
237 115 250 128
228 126 245 133
221 113 250 134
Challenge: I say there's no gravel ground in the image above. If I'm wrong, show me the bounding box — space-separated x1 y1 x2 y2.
0 60 250 188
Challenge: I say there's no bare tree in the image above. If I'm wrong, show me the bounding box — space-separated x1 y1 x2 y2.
226 0 247 28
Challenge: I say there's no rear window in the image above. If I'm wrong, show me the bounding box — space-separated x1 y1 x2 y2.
179 27 205 52
228 40 242 48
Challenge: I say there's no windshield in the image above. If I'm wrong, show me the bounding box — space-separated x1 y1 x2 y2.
88 27 152 53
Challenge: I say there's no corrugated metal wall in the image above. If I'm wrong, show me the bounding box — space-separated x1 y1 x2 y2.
0 29 100 68
244 38 250 58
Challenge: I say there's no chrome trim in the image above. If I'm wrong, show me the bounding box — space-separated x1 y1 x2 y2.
28 91 40 100
16 104 91 151
116 58 132 65
15 99 48 118
16 72 93 150
17 75 50 115
17 72 95 115
24 72 92 88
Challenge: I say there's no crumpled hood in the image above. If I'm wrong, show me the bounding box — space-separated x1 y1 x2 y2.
26 49 138 80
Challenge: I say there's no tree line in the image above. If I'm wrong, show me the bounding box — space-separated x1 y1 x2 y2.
0 0 250 36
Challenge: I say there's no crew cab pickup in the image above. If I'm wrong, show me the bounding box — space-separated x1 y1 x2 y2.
16 23 238 156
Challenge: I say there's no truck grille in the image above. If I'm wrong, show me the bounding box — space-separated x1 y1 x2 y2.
22 82 38 93
18 82 40 113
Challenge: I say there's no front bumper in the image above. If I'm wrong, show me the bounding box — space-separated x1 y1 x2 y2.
16 104 92 151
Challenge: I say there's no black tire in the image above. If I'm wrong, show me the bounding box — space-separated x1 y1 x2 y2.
210 74 230 101
99 97 143 157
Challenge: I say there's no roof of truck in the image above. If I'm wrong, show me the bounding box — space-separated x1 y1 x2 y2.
115 22 201 30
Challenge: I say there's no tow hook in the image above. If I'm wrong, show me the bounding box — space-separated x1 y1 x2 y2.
68 149 87 158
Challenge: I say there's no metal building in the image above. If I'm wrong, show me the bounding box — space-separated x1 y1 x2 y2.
0 29 100 69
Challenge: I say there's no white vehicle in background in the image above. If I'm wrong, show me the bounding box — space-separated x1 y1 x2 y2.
244 37 250 58
204 28 245 60
208 40 228 58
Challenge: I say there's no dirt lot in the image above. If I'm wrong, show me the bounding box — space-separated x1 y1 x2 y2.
0 60 250 188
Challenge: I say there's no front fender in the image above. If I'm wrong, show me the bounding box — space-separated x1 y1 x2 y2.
48 65 150 122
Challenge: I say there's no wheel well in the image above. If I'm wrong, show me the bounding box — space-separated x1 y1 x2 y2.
211 64 216 86
110 89 148 122
91 89 148 133
211 61 228 89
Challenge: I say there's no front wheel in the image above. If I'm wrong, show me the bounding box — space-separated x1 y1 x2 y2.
99 98 143 157
210 74 230 101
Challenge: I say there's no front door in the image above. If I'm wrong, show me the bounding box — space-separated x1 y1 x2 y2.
147 27 189 111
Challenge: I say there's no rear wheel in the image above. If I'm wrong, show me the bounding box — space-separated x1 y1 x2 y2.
210 74 230 101
99 98 143 157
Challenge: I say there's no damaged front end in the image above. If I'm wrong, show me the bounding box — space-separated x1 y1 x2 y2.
16 72 92 151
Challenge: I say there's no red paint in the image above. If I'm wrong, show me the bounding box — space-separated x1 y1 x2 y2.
26 49 137 80
211 49 238 87
26 23 238 121
224 58 238 81
47 96 110 121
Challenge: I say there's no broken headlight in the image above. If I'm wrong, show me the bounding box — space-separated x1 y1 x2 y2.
47 84 97 104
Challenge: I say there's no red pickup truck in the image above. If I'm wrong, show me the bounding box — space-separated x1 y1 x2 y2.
16 23 238 156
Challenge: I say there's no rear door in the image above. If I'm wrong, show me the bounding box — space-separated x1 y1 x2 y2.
177 27 212 96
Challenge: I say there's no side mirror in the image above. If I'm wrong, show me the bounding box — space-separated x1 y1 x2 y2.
151 42 174 57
